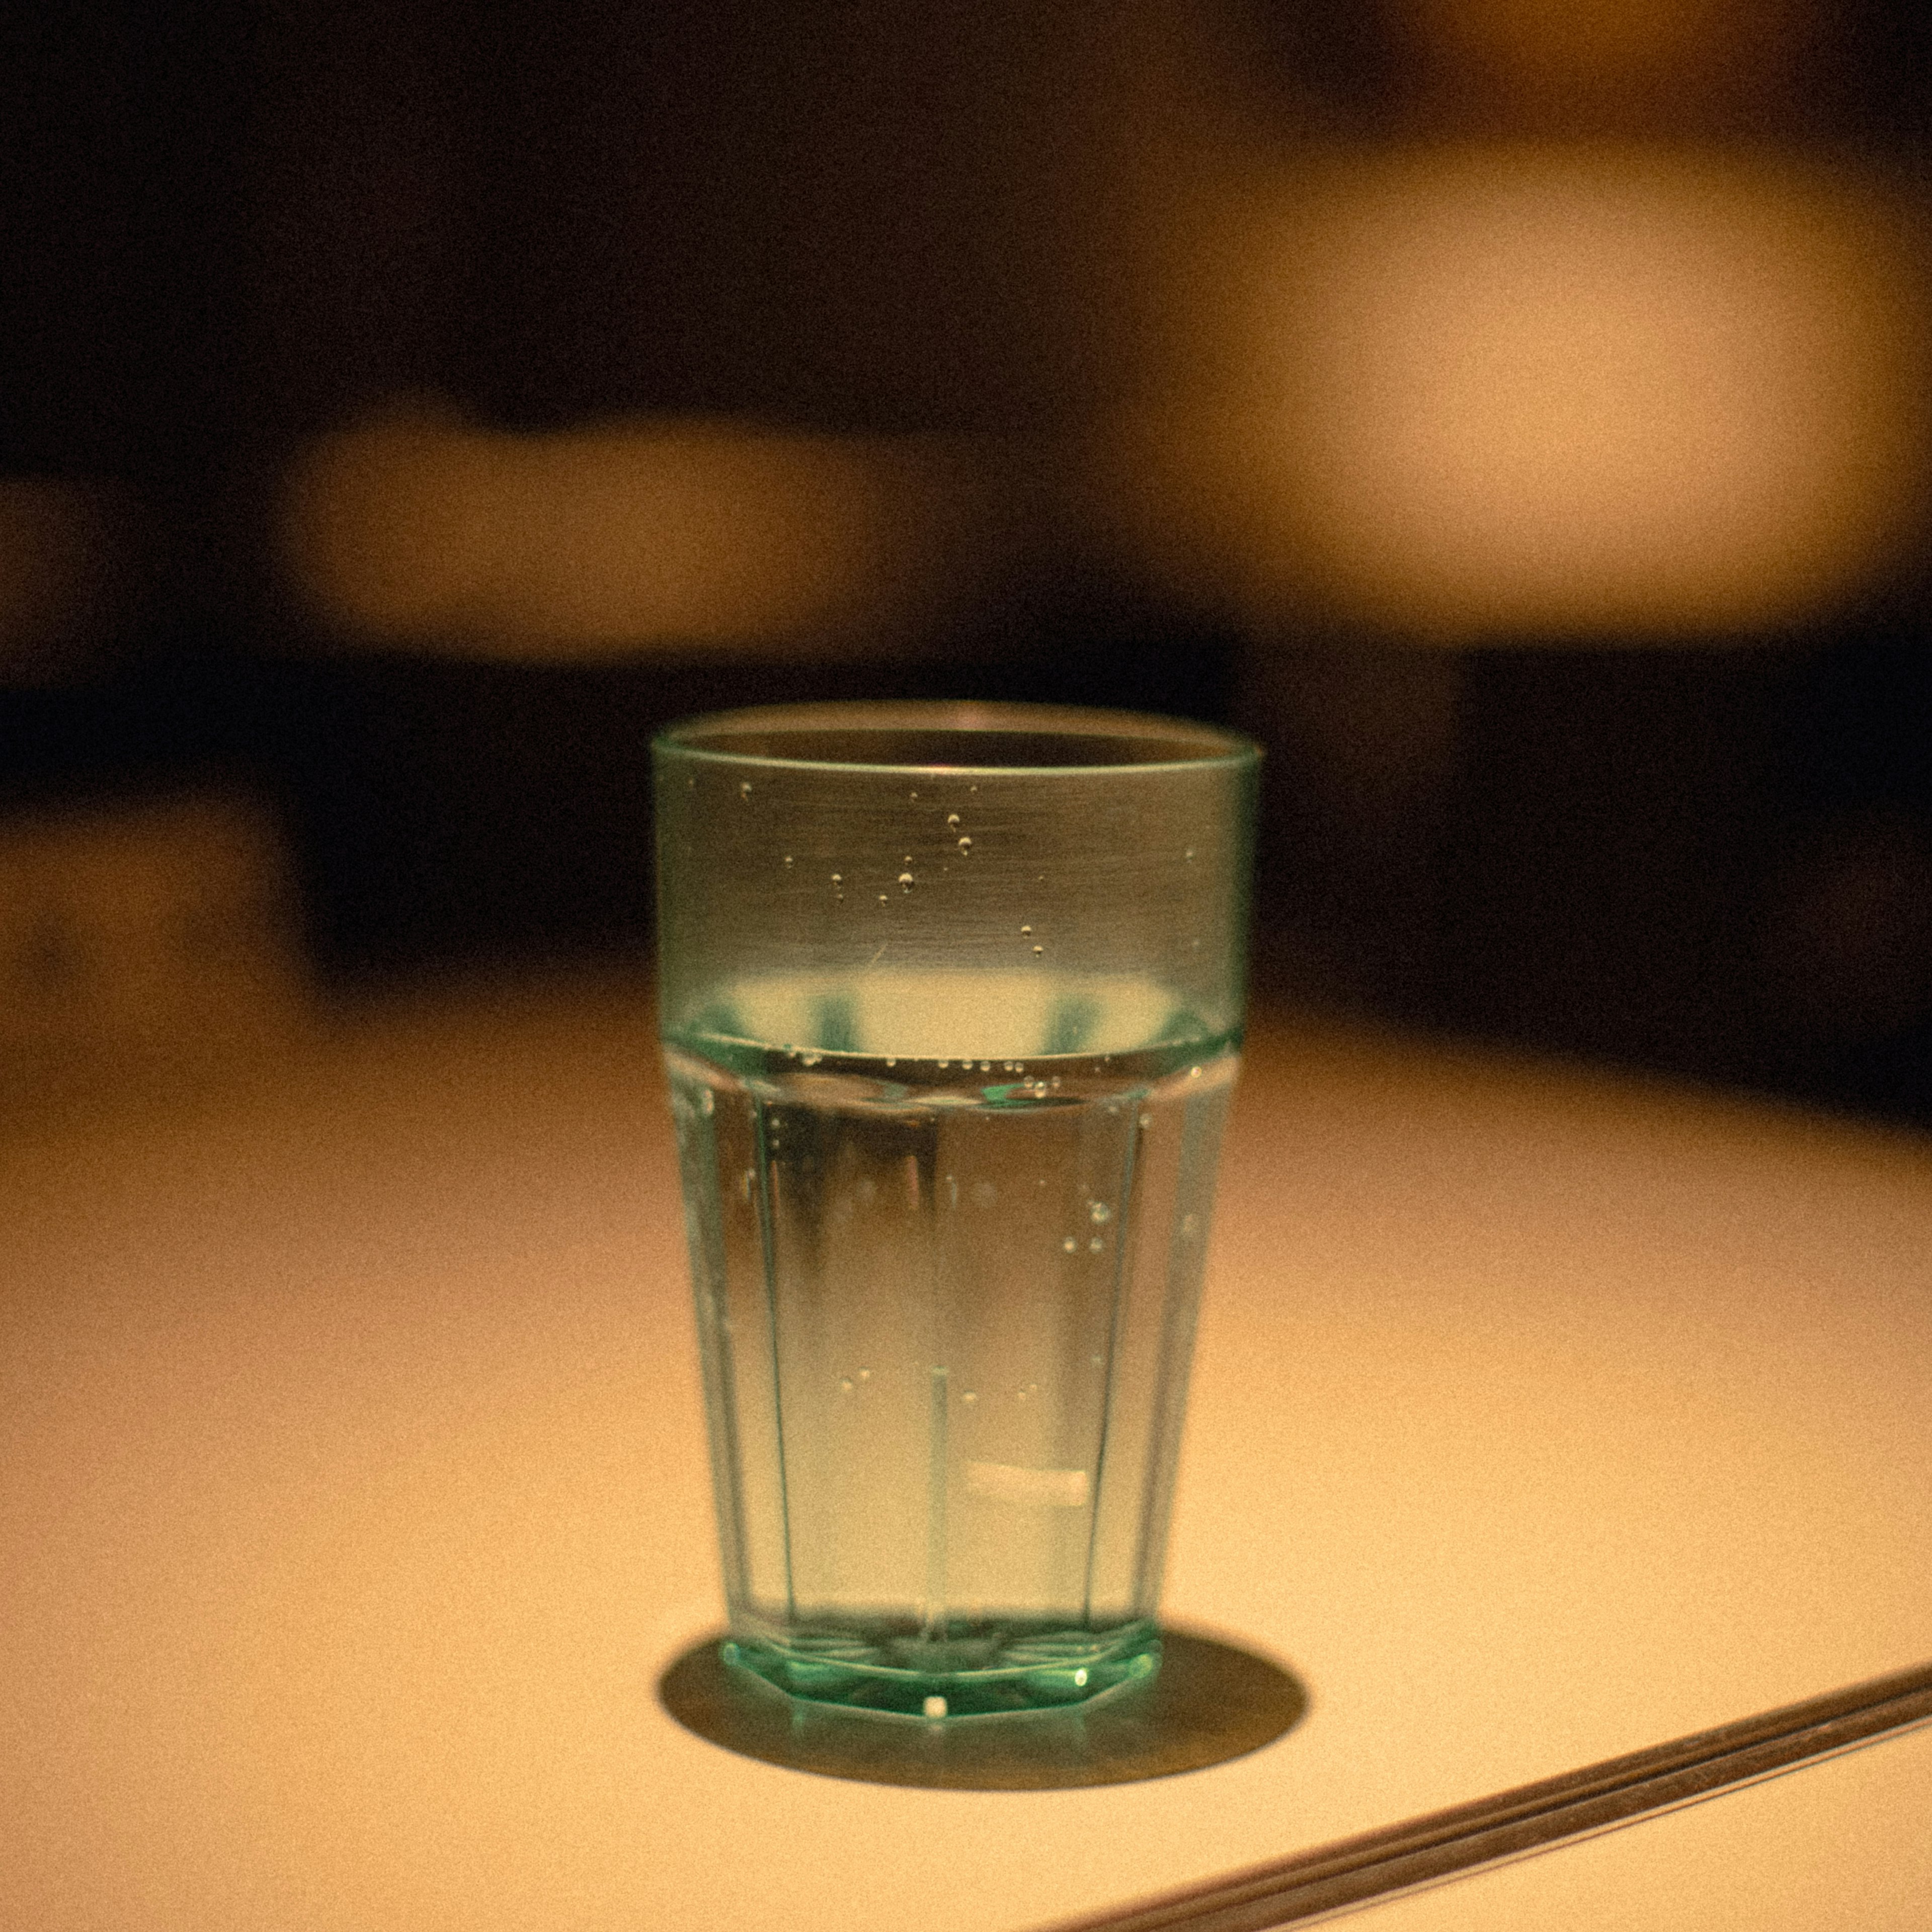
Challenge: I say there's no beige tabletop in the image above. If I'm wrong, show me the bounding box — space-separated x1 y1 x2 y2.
3 976 1928 1930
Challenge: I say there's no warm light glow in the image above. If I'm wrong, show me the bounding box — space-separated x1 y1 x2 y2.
1125 146 1931 641
1396 0 1804 119
282 410 995 658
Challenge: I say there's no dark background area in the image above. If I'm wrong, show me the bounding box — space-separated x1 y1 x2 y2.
5 0 1932 1125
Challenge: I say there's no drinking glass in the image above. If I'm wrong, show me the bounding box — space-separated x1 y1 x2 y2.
656 701 1258 1717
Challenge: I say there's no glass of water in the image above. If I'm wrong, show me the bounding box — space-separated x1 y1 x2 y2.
656 702 1258 1718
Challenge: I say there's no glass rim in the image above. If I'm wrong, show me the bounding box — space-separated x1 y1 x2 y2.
653 700 1259 776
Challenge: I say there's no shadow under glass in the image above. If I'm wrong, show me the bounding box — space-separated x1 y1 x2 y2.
658 1626 1308 1791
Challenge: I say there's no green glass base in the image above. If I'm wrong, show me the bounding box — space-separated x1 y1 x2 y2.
720 1620 1162 1718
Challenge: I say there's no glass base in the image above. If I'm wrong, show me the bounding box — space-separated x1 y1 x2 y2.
720 1619 1162 1718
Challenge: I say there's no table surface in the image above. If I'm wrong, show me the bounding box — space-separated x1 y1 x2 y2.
4 975 1928 1931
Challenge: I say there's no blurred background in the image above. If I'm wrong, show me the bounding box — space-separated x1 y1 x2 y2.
5 0 1932 1123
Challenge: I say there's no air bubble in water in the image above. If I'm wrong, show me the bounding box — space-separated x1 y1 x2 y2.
857 1367 872 1381
840 1378 854 1394
1089 1237 1103 1252
783 854 793 866
961 1390 977 1405
739 782 751 797
877 893 888 903
898 872 914 892
1089 1201 1110 1223
1019 924 1031 936
957 836 972 852
1032 944 1044 955
1062 1237 1078 1253
946 813 960 828
700 1089 714 1116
